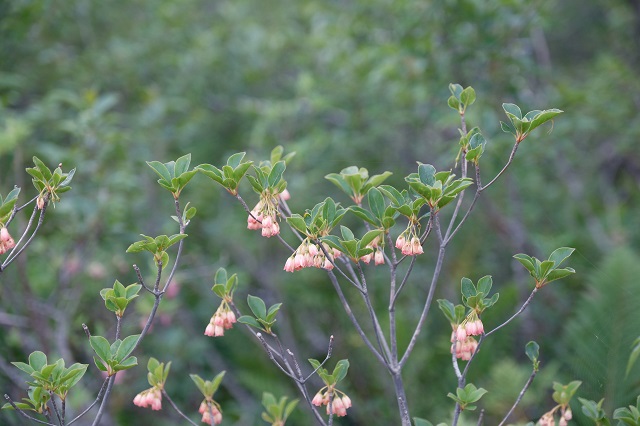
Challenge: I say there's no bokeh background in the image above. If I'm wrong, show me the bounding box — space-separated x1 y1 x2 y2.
1 0 640 424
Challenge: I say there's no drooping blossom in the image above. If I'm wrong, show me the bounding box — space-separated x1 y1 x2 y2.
205 301 236 337
0 227 16 255
451 331 478 361
133 387 162 411
246 190 282 237
395 223 423 256
283 239 340 273
359 235 386 265
311 386 351 417
199 400 223 425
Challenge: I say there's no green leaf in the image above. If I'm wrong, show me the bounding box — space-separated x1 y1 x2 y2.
266 303 282 322
93 356 107 372
525 341 539 363
417 163 436 186
367 187 385 220
190 374 207 396
308 358 323 371
513 254 536 275
626 337 640 377
548 247 575 267
545 267 575 284
247 295 267 319
340 226 355 241
146 161 172 183
33 157 52 181
268 161 286 187
477 276 492 295
502 103 522 120
360 229 383 248
332 359 350 383
237 315 261 329
115 334 139 362
413 418 434 426
114 356 138 371
460 87 476 107
286 215 308 234
147 357 160 373
210 371 226 395
174 153 191 176
437 299 456 324
461 277 475 299
29 352 47 372
448 96 460 111
89 336 111 362
11 361 35 375
529 109 563 132
363 171 393 191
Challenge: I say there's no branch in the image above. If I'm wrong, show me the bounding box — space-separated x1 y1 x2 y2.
498 368 537 426
325 270 387 366
161 389 200 426
3 394 55 426
399 217 445 368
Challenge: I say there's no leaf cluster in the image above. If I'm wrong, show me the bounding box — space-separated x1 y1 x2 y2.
405 163 472 210
2 352 87 412
261 392 298 426
196 152 253 196
321 225 383 262
308 359 349 387
500 103 563 143
211 267 238 300
286 197 347 238
325 166 392 205
447 383 487 411
238 295 282 334
99 280 141 317
90 334 139 376
190 371 225 399
126 233 188 269
147 153 197 199
26 156 75 204
513 247 575 288
146 357 171 388
0 187 20 225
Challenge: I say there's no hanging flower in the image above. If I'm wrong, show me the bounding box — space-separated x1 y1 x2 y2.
205 301 236 337
133 387 162 411
0 227 16 255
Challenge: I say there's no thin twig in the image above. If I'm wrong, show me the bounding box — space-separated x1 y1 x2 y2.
325 270 387 366
480 142 519 190
256 333 297 380
3 394 55 425
355 263 392 364
162 389 200 426
67 378 110 425
498 368 537 426
399 217 445 368
48 391 63 425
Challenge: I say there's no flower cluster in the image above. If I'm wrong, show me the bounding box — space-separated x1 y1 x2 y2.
451 332 479 361
452 314 484 360
538 407 572 426
133 387 162 411
247 190 289 238
311 387 352 417
0 227 16 255
360 236 385 265
283 239 341 272
205 302 236 337
199 401 223 425
395 223 423 256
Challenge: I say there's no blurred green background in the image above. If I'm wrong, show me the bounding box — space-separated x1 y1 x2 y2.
1 0 640 424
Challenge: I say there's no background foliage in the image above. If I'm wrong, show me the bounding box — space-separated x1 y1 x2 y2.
1 0 640 424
